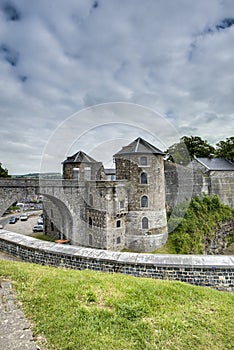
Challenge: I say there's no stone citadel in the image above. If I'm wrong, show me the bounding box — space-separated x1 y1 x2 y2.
43 137 234 252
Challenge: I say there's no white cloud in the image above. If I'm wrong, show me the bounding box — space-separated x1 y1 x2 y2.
0 0 233 173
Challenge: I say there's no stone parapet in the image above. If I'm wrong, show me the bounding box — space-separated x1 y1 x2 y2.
0 231 233 292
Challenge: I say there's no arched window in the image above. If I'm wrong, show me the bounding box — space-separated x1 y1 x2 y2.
141 195 148 208
140 156 147 165
89 193 93 206
142 217 149 229
88 217 92 228
140 172 148 184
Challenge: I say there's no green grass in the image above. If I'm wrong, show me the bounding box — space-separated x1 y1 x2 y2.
30 233 55 242
156 195 234 254
0 261 234 350
224 242 234 255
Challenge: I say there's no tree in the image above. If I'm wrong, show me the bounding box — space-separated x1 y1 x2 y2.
166 136 215 164
0 162 10 177
166 140 191 165
181 136 215 159
215 137 234 162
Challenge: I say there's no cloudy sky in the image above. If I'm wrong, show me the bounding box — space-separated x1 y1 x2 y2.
0 0 234 174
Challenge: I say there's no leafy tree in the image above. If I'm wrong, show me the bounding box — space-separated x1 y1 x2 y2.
166 140 191 165
215 137 234 162
181 136 215 159
166 136 215 164
0 162 10 177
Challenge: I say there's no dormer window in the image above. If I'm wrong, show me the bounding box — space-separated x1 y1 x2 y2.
140 156 147 166
140 172 148 184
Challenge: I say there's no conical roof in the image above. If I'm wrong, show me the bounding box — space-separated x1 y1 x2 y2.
114 137 164 156
63 151 99 164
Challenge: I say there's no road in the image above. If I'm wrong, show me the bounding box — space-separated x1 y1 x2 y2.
0 211 42 236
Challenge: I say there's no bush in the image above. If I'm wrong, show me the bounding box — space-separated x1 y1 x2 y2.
167 195 234 254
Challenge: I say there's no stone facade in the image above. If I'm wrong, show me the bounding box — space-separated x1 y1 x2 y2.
0 231 233 292
164 158 234 210
0 139 233 254
57 137 168 252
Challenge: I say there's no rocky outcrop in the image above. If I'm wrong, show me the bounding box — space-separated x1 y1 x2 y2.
205 219 234 254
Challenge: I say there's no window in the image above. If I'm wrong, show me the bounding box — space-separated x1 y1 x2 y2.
142 217 149 229
88 217 92 228
89 193 93 206
140 172 148 184
84 167 91 180
117 237 121 244
141 195 148 208
116 220 121 228
89 234 93 246
51 222 54 231
140 156 147 165
119 200 125 209
73 168 79 179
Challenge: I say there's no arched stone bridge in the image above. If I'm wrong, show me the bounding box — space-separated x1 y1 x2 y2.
0 178 81 242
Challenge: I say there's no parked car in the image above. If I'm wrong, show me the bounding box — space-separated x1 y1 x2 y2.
9 216 17 224
37 218 44 225
20 214 28 221
0 224 3 229
32 224 44 232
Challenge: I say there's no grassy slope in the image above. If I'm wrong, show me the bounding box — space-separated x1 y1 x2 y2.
0 260 234 350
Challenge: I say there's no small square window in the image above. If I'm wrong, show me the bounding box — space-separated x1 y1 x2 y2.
116 220 121 228
117 236 121 244
120 200 124 209
140 156 147 165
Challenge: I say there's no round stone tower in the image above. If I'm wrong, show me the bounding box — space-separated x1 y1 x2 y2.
114 137 168 252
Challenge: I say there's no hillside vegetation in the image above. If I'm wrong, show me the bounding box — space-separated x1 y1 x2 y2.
0 260 234 350
164 195 234 254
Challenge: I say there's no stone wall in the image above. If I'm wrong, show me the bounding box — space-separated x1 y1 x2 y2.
164 161 234 209
205 219 234 254
0 231 233 292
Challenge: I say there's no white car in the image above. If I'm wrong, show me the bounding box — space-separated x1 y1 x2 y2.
20 214 28 221
32 224 44 232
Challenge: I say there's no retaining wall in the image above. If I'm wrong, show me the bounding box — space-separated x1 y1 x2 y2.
0 231 233 292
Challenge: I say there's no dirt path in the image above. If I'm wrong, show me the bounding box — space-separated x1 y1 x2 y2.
0 279 41 350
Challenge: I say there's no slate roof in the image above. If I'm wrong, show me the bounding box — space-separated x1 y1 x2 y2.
63 151 99 164
195 157 234 171
104 168 116 175
114 137 164 157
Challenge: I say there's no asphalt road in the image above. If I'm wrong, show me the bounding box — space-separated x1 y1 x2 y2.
1 211 42 236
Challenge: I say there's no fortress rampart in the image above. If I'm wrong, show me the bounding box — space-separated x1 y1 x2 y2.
0 231 233 292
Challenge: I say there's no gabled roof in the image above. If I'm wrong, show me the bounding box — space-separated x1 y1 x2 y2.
114 137 164 157
194 157 234 171
63 151 98 164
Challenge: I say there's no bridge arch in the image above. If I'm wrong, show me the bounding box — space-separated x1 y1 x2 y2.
0 179 40 217
42 194 73 241
0 179 74 241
